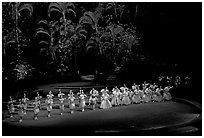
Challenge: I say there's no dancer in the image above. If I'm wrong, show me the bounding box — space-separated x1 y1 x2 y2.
58 90 66 115
142 81 149 91
175 75 181 87
184 75 190 85
100 89 112 109
57 89 64 96
156 87 163 102
77 88 83 103
89 88 95 105
17 99 24 123
151 86 160 102
101 87 109 95
132 83 139 91
21 93 29 114
131 86 142 104
111 86 122 106
7 96 15 118
89 88 99 110
163 86 173 101
79 90 87 112
120 84 128 92
68 90 75 114
33 97 40 120
46 91 54 117
36 92 42 109
121 87 131 105
77 88 83 95
142 87 152 103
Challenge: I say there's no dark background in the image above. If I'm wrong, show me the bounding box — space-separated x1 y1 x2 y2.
129 2 202 102
142 3 201 65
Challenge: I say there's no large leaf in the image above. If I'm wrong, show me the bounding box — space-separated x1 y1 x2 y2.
38 19 48 26
106 3 114 11
103 41 112 47
48 2 62 18
35 28 50 37
86 39 97 51
18 3 33 16
79 16 94 26
66 2 75 10
58 2 75 11
65 9 76 19
84 11 97 25
38 40 49 46
39 47 48 54
38 19 49 30
79 11 99 30
49 2 76 21
77 29 87 40
100 32 111 41
6 40 16 46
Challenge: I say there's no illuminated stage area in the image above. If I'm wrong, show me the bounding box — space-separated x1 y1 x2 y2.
3 89 201 136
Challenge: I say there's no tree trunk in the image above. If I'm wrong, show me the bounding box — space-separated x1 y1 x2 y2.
15 2 20 62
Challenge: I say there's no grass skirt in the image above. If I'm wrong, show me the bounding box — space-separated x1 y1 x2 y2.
111 96 122 105
163 92 172 100
80 99 86 108
121 96 131 105
100 100 112 109
132 94 142 103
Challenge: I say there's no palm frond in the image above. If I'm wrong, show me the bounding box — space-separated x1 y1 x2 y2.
48 2 62 17
79 16 94 26
18 3 33 16
38 19 48 26
65 9 76 19
35 28 50 37
38 40 49 46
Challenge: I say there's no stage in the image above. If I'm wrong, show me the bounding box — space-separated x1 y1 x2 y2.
2 97 201 136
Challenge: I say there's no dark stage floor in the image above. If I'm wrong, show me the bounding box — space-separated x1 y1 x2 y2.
2 98 201 136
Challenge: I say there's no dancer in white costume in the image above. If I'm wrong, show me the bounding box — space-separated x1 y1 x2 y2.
7 96 15 118
142 87 151 103
46 91 54 117
79 90 87 112
100 88 112 109
89 88 99 110
68 90 75 114
131 86 142 104
152 87 163 102
121 88 131 105
163 86 173 101
17 99 24 123
58 89 66 115
36 92 42 109
33 97 40 120
111 86 122 106
21 93 29 114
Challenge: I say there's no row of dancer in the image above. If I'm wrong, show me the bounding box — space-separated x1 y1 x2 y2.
7 82 173 122
7 89 88 122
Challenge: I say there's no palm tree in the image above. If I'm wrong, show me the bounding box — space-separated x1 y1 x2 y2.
4 2 34 80
47 2 89 75
9 2 33 61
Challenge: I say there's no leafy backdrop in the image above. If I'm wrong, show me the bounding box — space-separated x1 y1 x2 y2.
3 2 144 82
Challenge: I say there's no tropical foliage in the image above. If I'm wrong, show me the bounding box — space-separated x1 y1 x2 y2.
3 2 143 81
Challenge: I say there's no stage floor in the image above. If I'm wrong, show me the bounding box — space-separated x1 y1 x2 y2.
2 99 201 136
